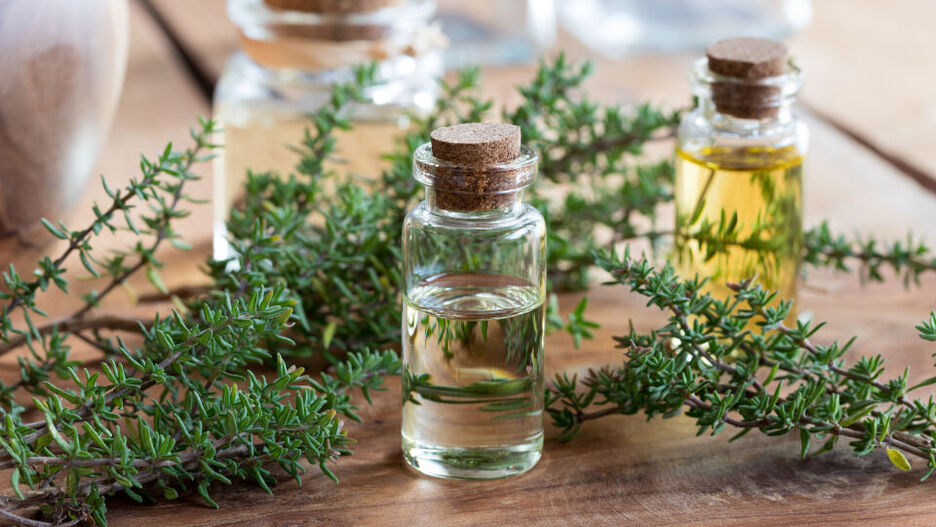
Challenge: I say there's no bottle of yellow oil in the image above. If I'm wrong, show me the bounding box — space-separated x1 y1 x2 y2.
674 37 807 319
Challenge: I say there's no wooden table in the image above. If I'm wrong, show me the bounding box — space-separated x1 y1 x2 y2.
23 1 936 525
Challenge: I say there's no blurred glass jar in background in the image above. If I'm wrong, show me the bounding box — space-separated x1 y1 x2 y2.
214 0 445 260
436 0 556 68
558 0 811 56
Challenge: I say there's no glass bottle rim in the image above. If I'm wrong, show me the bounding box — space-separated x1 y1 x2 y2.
412 143 539 195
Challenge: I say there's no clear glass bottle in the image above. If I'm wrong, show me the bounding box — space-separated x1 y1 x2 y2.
401 132 546 479
213 0 444 259
674 38 807 317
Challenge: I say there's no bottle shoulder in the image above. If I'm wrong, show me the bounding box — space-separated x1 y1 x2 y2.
404 202 545 234
214 52 442 116
678 108 808 156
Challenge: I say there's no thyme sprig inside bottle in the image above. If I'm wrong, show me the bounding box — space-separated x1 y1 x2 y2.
674 37 807 319
402 123 547 479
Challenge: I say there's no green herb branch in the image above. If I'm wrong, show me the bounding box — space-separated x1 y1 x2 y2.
0 120 218 408
547 248 936 477
804 221 936 285
0 109 399 524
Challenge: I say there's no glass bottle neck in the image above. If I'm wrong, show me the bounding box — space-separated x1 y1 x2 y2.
424 188 525 219
688 56 802 138
412 142 539 220
699 95 796 134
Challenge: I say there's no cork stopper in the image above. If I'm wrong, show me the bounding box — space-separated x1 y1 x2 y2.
707 38 787 79
263 0 401 14
430 123 521 166
416 123 533 212
705 37 789 119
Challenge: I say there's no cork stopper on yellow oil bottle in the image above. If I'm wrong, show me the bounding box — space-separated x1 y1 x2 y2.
706 37 789 119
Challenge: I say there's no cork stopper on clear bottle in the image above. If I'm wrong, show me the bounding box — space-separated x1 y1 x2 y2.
413 122 538 212
705 37 790 119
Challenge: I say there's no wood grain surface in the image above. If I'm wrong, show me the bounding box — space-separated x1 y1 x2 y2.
790 0 936 191
5 1 936 525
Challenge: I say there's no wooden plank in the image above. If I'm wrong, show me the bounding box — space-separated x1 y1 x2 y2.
89 1 209 217
103 271 936 527
8 1 936 525
144 0 235 84
791 0 936 187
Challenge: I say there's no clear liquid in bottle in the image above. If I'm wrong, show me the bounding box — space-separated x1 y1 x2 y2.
401 272 545 479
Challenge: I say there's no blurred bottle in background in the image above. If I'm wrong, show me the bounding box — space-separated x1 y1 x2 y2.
436 0 556 68
214 0 445 260
558 0 811 56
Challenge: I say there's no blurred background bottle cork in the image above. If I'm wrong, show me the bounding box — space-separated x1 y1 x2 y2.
428 122 523 211
263 0 401 14
706 37 789 119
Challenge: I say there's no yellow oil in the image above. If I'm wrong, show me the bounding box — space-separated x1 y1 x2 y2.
212 106 406 257
673 146 803 319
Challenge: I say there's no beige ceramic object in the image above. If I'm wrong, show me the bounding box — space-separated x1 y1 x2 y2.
0 0 128 268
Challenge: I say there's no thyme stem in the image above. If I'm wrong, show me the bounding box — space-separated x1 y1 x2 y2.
0 315 146 356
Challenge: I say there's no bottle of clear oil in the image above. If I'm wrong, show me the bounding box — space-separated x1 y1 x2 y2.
213 0 444 260
674 38 807 320
402 124 546 479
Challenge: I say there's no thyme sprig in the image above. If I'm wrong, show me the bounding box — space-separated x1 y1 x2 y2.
547 248 936 477
804 221 936 285
0 119 217 407
506 55 680 291
0 114 399 525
